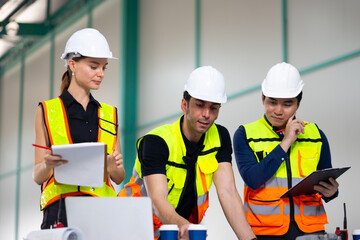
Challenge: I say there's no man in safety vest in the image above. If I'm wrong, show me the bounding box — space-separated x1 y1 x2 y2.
119 66 256 240
233 62 339 239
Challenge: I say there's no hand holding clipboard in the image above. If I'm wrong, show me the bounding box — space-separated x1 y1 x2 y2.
280 167 350 198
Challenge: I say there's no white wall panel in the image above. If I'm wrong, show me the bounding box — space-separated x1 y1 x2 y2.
21 43 51 167
0 65 21 174
288 0 360 68
18 171 43 239
0 175 16 240
138 0 195 126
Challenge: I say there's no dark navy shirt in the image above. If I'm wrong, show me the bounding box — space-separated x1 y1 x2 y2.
233 115 337 202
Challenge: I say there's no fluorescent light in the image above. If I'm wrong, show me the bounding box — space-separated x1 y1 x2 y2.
0 0 24 22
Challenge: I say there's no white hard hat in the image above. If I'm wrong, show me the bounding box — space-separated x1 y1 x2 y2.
262 62 304 98
60 28 117 64
184 66 227 104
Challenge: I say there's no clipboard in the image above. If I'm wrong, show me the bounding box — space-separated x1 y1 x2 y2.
52 142 107 187
280 166 350 198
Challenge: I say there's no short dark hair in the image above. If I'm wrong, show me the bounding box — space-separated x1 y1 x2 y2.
183 91 191 102
296 91 303 103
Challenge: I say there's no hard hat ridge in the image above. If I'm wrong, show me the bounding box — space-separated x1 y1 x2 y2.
184 66 227 104
262 62 304 98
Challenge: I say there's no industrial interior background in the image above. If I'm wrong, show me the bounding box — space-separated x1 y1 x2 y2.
0 0 359 239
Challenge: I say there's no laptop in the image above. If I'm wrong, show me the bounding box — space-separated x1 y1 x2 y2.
65 196 154 240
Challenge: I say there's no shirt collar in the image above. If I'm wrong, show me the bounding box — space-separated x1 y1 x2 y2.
60 89 101 108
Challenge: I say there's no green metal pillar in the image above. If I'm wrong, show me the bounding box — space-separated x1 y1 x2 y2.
121 0 138 184
195 0 201 68
281 0 288 62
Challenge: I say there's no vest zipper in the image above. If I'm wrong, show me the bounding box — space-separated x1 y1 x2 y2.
193 165 199 223
176 157 189 214
286 148 295 222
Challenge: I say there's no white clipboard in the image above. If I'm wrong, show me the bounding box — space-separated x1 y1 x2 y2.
52 142 106 187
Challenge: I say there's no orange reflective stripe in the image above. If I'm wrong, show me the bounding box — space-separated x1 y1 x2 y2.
45 192 90 209
298 150 306 177
42 102 54 145
199 168 207 193
118 176 142 197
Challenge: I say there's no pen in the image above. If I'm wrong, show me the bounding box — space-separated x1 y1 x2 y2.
276 123 309 133
32 144 51 150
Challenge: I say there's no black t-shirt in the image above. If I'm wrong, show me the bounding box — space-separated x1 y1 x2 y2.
138 117 232 221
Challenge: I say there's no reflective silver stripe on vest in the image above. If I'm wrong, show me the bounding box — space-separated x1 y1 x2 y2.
248 204 290 216
245 177 288 188
246 203 325 217
155 228 160 238
249 204 281 215
125 168 148 197
303 205 326 216
197 192 208 206
244 177 304 190
244 202 249 212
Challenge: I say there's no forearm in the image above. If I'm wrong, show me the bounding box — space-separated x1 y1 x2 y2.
243 145 286 189
153 197 189 226
33 160 52 185
218 189 256 240
108 166 125 185
144 174 189 228
234 127 285 188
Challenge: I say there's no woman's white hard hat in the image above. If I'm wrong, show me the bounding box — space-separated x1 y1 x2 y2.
262 62 304 98
61 28 117 65
184 66 227 104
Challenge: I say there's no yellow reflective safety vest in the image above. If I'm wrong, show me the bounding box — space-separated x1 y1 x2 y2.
40 97 117 210
242 117 327 236
119 117 221 239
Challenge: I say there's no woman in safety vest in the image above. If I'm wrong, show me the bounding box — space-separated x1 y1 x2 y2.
33 28 125 229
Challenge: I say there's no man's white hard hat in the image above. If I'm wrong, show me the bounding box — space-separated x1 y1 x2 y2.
262 62 304 98
61 28 117 65
184 66 227 104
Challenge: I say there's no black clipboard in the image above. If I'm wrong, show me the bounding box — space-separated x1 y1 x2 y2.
280 167 350 198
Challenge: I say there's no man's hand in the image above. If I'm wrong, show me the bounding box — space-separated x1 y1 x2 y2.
178 223 190 240
314 177 339 198
280 113 306 152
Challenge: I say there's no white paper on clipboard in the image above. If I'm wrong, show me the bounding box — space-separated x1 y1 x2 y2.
52 142 106 187
280 166 350 198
